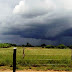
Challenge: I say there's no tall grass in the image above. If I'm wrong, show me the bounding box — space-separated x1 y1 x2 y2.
0 47 71 67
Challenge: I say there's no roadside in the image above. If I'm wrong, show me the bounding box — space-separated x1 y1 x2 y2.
0 70 71 72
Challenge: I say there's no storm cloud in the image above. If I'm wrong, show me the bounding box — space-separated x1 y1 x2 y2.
0 0 72 45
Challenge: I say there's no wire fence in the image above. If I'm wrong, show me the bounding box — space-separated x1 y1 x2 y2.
22 48 72 66
22 55 71 66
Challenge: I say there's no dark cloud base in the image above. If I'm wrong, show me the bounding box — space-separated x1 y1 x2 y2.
1 0 72 46
2 17 72 46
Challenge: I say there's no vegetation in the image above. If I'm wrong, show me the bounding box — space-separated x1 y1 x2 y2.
0 43 71 49
0 47 72 70
69 45 72 49
41 44 46 48
45 45 55 48
0 43 11 48
25 43 34 47
57 44 67 49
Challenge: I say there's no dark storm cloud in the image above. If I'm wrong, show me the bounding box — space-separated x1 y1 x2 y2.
1 0 72 45
3 16 71 41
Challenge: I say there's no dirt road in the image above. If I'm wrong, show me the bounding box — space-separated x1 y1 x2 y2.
0 70 71 72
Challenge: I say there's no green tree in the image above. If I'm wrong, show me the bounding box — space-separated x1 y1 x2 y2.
25 42 33 47
57 44 67 49
41 44 46 48
46 45 55 48
22 44 25 47
69 45 72 49
0 43 11 48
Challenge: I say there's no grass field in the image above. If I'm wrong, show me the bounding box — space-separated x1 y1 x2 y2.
0 47 72 71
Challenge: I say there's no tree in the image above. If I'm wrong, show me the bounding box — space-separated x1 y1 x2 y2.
0 43 11 48
46 45 55 48
11 44 17 47
22 45 25 47
69 45 72 49
41 44 46 48
57 44 67 49
25 42 33 47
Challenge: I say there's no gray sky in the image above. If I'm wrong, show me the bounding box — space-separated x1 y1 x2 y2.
0 0 72 45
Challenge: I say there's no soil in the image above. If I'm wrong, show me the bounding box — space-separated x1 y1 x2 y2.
0 70 71 72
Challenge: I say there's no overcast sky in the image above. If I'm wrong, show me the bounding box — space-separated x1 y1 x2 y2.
0 0 72 45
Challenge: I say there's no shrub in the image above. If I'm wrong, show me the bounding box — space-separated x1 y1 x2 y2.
0 43 11 48
68 45 72 49
41 44 46 48
57 44 67 49
25 43 33 47
46 45 55 48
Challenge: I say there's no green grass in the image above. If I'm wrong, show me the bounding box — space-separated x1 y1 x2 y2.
0 47 72 71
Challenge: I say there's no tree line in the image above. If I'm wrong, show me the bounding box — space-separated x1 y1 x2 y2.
41 44 72 49
0 43 17 48
0 43 72 49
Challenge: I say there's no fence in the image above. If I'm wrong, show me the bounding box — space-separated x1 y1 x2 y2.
13 48 72 72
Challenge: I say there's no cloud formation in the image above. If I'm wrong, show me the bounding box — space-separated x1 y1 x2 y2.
13 0 56 18
0 0 72 45
62 0 72 10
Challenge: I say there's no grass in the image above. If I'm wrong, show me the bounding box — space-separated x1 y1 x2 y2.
0 47 72 71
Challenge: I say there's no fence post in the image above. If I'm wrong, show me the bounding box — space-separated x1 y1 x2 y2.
23 48 25 59
13 48 17 72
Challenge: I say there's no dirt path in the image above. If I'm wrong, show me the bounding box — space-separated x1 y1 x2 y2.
0 70 71 72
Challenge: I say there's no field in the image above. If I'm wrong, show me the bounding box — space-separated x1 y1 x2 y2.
0 47 72 71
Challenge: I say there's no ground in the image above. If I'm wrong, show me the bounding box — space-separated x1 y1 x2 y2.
0 70 71 72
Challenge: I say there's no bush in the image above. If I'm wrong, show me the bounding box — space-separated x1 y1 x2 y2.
10 44 17 47
25 43 34 47
41 44 46 48
46 45 55 48
57 44 67 49
68 45 72 49
0 43 11 48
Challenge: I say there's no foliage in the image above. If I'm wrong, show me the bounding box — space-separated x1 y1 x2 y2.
57 44 67 49
45 45 55 48
41 44 46 48
10 44 17 47
25 42 34 47
0 43 11 48
0 43 71 49
68 45 72 49
22 44 25 47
